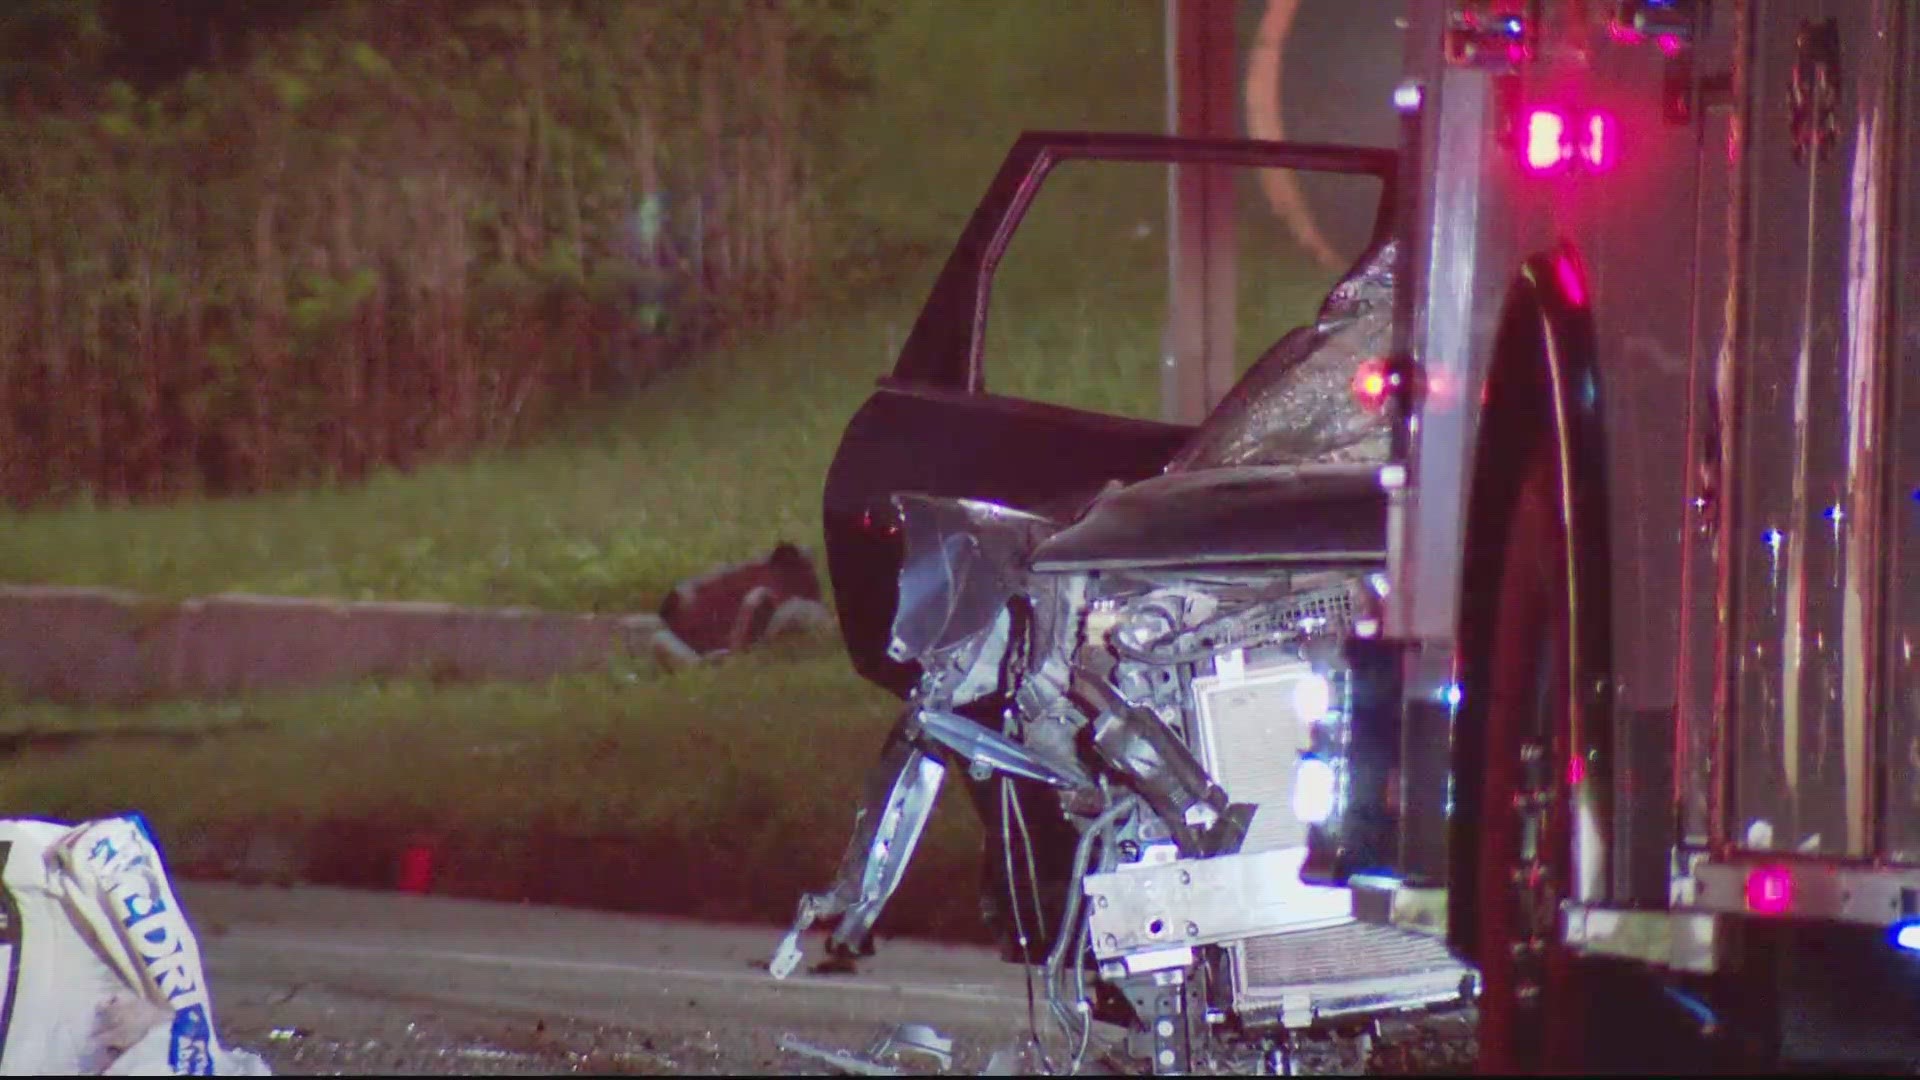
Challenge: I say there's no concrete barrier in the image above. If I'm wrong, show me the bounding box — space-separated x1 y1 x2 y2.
0 585 668 705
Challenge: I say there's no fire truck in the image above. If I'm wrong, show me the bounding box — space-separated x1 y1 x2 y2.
1340 0 1920 1069
788 0 1918 1071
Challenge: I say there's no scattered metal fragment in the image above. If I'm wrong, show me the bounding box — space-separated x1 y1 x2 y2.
768 923 809 981
776 1034 902 1076
979 1045 1031 1076
868 1023 955 1071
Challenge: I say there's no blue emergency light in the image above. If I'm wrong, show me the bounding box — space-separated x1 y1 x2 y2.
1892 921 1920 953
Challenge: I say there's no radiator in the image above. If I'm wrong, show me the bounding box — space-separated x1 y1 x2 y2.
1190 653 1469 1025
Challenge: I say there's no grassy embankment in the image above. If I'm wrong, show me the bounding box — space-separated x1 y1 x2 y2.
0 1 1349 932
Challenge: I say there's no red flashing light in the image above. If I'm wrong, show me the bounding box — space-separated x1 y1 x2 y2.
1524 109 1570 173
857 508 900 538
1567 753 1587 787
1583 112 1615 171
1352 358 1394 413
399 842 436 894
1518 106 1618 176
1745 866 1794 915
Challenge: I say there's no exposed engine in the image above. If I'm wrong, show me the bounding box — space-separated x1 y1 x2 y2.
771 235 1469 1073
771 500 1471 1074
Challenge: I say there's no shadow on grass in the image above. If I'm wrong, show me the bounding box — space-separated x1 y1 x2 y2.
5 659 992 943
0 718 268 754
165 817 992 945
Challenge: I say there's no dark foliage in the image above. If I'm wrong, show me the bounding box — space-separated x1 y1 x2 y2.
0 0 882 506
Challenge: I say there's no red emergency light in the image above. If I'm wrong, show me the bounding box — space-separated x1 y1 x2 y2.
1584 112 1616 170
1745 865 1794 915
1351 357 1428 415
1524 109 1569 172
1518 107 1617 176
1352 358 1394 413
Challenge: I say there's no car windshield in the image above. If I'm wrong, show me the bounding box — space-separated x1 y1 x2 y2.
1166 239 1397 472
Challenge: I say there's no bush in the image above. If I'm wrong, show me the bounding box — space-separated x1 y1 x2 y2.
0 0 882 505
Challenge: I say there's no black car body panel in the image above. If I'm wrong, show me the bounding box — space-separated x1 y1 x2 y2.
824 384 1190 695
1029 464 1389 573
821 132 1398 698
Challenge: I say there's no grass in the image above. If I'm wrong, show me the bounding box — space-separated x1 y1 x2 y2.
0 0 1371 930
0 655 990 929
2 656 892 838
0 1 1167 609
0 184 1349 611
0 295 925 612
0 0 1361 609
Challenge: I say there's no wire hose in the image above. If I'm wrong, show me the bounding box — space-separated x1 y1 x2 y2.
1000 779 1056 1073
1068 921 1094 1074
1039 796 1139 1070
1007 782 1050 948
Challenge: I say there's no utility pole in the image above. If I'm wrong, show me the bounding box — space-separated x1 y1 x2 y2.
1162 0 1240 425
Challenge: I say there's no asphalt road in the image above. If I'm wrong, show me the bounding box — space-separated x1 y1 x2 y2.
186 881 1071 1074
184 882 1476 1075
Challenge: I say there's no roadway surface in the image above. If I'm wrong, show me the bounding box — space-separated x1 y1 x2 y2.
185 882 1475 1075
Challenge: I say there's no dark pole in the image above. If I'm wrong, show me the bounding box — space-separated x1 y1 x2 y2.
1163 0 1241 425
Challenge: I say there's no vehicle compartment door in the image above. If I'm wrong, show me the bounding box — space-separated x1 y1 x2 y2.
1720 0 1905 862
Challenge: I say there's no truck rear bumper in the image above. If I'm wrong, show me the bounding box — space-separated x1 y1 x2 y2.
1679 856 1920 928
1556 857 1920 979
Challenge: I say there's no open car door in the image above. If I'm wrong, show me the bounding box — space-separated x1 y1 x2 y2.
823 131 1396 695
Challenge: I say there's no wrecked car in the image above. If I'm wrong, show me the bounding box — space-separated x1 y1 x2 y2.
771 132 1471 1073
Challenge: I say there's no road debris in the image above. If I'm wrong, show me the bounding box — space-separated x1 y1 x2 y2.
775 1022 964 1075
978 1045 1031 1076
656 542 833 659
776 1033 902 1076
1 814 272 1074
869 1023 955 1071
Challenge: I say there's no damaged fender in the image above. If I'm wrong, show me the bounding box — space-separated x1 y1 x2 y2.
770 711 947 979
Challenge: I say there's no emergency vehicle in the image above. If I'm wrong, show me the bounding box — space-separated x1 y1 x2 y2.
1336 0 1920 1069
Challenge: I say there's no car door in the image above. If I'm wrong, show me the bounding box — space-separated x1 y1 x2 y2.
823 132 1396 695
